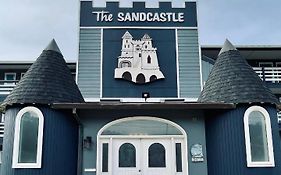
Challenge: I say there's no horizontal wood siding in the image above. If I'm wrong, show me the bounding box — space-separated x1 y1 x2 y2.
1 106 78 175
178 29 201 99
78 29 101 99
206 105 281 175
201 59 213 86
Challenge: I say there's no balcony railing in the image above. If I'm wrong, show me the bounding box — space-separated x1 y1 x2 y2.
0 122 4 138
253 67 281 83
0 80 19 95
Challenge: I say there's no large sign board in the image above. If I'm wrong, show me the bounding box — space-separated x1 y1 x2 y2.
79 0 199 99
80 1 197 27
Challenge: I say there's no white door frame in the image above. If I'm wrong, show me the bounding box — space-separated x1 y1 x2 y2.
96 116 189 175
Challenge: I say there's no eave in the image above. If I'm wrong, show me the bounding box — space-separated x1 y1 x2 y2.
51 102 236 110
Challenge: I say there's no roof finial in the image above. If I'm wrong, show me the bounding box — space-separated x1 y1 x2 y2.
219 39 237 55
44 39 62 54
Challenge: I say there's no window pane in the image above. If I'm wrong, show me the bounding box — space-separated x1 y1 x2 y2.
119 143 136 167
5 74 15 80
149 143 166 167
102 119 182 135
102 143 108 172
18 112 39 163
249 111 269 162
176 143 182 172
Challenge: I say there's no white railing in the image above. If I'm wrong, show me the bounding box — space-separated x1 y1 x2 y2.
0 122 4 138
0 80 18 95
253 67 281 83
278 112 281 122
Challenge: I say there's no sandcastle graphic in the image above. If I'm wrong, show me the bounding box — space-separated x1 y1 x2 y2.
114 31 165 84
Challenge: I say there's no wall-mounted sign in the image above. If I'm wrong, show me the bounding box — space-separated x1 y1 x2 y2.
114 31 165 84
191 144 204 162
80 1 197 27
78 1 200 99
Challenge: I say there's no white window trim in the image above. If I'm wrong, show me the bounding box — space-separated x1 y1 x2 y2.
20 73 25 78
4 72 16 80
4 72 16 85
12 106 44 168
244 106 275 167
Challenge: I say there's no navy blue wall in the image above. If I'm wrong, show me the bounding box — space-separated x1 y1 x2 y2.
1 106 78 175
205 105 281 175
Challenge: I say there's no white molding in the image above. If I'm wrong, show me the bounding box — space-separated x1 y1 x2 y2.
196 0 203 91
84 97 196 102
96 116 189 175
80 26 198 30
244 106 275 167
175 29 180 98
97 116 187 136
85 168 97 172
99 135 185 139
100 28 104 98
12 106 44 168
85 0 197 8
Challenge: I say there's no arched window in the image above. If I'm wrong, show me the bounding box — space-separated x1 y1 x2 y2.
12 107 44 168
122 72 132 81
119 143 136 167
136 74 145 84
244 106 275 167
150 75 157 82
147 56 151 64
149 143 166 167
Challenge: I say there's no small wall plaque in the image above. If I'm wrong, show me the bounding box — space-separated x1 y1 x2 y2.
191 144 204 162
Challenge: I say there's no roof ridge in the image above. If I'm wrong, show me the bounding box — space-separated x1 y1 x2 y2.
44 39 62 54
218 39 237 55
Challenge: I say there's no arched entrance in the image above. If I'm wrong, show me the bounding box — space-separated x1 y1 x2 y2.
97 117 188 175
122 72 132 81
136 74 145 84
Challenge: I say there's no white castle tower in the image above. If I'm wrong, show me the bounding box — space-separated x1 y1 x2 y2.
114 31 165 84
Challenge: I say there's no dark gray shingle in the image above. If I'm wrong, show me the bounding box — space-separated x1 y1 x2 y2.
198 40 278 104
1 40 84 107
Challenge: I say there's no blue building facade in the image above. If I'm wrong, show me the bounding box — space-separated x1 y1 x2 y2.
0 1 281 175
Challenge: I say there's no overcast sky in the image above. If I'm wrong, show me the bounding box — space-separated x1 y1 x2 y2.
1 0 281 61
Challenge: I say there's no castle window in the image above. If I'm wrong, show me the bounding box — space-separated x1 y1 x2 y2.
12 107 44 168
139 53 141 57
145 45 147 49
147 56 151 64
244 106 275 167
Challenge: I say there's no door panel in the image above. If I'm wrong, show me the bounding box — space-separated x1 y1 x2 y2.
112 139 141 175
142 139 172 175
111 138 181 175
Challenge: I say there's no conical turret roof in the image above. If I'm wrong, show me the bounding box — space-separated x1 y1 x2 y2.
1 39 84 107
122 31 133 39
198 39 278 104
142 34 151 40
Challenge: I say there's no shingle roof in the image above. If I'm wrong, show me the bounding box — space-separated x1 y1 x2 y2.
198 40 279 104
1 39 84 107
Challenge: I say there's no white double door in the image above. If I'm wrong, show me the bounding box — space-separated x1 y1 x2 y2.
112 138 173 175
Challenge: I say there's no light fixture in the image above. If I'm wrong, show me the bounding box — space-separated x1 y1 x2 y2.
83 136 92 149
142 92 150 101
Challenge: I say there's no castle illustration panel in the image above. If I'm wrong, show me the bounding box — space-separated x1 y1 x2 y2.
102 29 178 98
114 31 165 84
